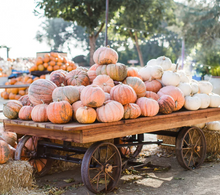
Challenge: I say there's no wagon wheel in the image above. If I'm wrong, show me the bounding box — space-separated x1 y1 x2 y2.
15 135 52 177
176 126 206 170
114 136 143 159
81 142 122 194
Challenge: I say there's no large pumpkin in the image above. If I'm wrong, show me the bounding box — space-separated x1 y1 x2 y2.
31 103 49 122
96 100 124 122
110 84 137 105
96 63 127 81
136 97 159 117
49 72 67 87
157 86 185 111
72 101 84 120
144 79 162 93
3 100 23 119
18 95 32 106
0 140 12 164
80 85 105 107
123 103 141 119
28 79 57 105
87 64 99 82
157 95 175 114
52 85 80 104
18 105 33 120
66 69 90 86
93 46 118 65
47 100 72 124
93 75 114 93
123 77 146 98
0 131 17 147
76 106 97 124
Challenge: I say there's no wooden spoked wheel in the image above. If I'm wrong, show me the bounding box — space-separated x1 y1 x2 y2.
81 142 122 194
15 135 52 176
115 136 143 158
176 126 206 170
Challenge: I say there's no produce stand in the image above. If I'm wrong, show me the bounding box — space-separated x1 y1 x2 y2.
3 107 220 193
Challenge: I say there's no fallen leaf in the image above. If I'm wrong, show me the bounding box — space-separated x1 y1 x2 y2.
63 178 75 183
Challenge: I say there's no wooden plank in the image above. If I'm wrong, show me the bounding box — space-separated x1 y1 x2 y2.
4 124 82 142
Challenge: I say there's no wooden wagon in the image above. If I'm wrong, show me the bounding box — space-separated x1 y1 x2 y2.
3 107 220 194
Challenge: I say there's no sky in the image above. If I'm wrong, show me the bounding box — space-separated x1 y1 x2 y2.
0 0 84 60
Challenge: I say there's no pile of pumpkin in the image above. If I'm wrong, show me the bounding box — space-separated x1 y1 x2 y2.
29 52 77 73
0 75 46 100
2 46 220 124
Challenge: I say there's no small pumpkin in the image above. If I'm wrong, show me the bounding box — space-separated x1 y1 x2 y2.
123 103 141 119
138 66 152 81
209 93 220 108
18 95 32 106
194 93 210 109
49 72 67 87
144 79 162 93
110 83 137 105
198 81 213 94
0 140 13 164
93 75 114 93
177 82 192 96
156 56 172 71
184 95 202 111
31 103 49 122
157 95 175 114
96 100 124 122
72 101 84 120
161 71 180 86
150 65 163 79
19 105 33 120
206 121 220 131
66 69 90 86
3 100 23 119
47 100 72 124
76 106 97 123
80 85 105 107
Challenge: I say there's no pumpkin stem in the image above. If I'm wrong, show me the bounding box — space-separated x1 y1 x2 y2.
61 83 65 87
41 99 45 104
148 77 152 82
107 45 110 48
84 106 88 109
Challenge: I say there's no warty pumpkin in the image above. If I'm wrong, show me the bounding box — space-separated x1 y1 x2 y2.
3 100 23 119
76 106 97 123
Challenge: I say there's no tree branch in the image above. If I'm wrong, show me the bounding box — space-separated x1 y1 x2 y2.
87 4 92 17
129 30 135 41
95 22 105 39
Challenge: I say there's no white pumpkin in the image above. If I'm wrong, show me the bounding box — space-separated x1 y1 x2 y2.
177 71 190 83
206 121 220 131
184 95 201 110
198 81 213 94
161 71 180 86
177 82 192 96
209 93 220 107
146 59 157 66
168 63 177 71
190 82 199 94
139 66 152 81
193 123 206 129
194 93 210 109
150 65 163 79
156 56 172 71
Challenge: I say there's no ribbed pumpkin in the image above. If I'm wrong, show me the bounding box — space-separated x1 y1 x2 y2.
127 67 139 77
0 140 12 164
28 79 57 105
157 86 185 111
145 91 159 101
110 84 137 105
96 63 127 81
2 92 9 100
72 101 84 120
18 105 33 120
66 69 90 86
96 100 124 122
93 75 114 93
144 79 162 93
76 106 97 123
104 92 110 101
80 85 105 107
52 84 80 104
31 103 49 122
123 103 141 119
50 69 68 77
87 64 99 82
3 100 23 119
18 95 32 106
136 97 159 117
75 85 86 95
0 131 17 147
123 77 146 98
157 95 175 114
47 100 72 124
93 46 118 65
49 72 67 87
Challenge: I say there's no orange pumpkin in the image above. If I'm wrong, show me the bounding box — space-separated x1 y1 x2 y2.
3 100 23 119
47 66 53 71
8 88 18 94
53 65 60 71
50 52 59 58
145 91 159 101
49 60 56 66
69 61 78 70
31 103 49 122
49 73 66 87
61 65 67 70
157 86 185 111
15 94 21 100
9 78 17 85
144 80 162 93
136 97 159 117
104 92 110 101
123 103 141 119
157 95 175 114
19 90 25 96
43 57 50 63
110 83 137 105
36 58 43 66
40 75 46 79
96 100 124 122
72 100 84 120
0 131 17 147
47 100 72 124
43 62 49 68
26 78 33 84
19 95 31 106
67 66 73 72
123 77 146 98
93 75 114 93
93 46 118 65
57 61 62 66
0 140 12 164
14 82 26 91
38 64 45 71
80 84 105 107
33 77 39 81
76 106 97 123
127 67 139 77
28 79 57 105
19 105 33 120
29 66 37 72
87 64 99 82
2 92 9 99
9 93 16 99
66 69 90 86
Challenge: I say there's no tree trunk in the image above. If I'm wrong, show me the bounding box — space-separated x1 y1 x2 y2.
89 35 96 66
134 32 144 67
